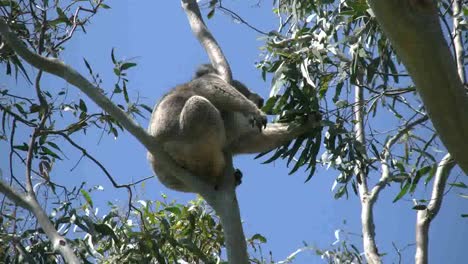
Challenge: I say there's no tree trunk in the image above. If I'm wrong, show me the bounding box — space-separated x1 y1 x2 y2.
368 0 468 173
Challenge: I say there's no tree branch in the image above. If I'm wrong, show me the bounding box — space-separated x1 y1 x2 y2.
181 0 232 83
0 178 80 263
354 75 381 264
367 0 468 174
181 1 249 262
415 153 455 264
371 116 429 201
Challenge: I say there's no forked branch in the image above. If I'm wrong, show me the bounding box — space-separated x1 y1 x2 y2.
415 154 455 264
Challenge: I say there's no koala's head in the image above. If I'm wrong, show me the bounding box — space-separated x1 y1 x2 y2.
195 64 264 108
233 80 264 109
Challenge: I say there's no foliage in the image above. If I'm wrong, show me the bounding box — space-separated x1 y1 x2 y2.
1 187 225 263
257 0 466 202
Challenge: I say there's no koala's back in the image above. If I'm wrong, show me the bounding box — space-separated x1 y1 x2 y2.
148 83 195 138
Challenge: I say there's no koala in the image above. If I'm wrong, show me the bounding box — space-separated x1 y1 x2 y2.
148 64 318 192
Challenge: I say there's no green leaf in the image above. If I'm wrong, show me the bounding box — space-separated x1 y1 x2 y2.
13 144 29 151
99 3 111 9
83 58 93 76
165 206 181 215
41 146 62 160
120 62 137 71
56 7 68 21
334 185 347 199
10 55 32 83
81 190 93 208
94 223 119 244
250 233 267 243
393 181 410 203
410 165 432 193
122 82 129 103
140 104 153 113
79 99 87 112
449 182 468 189
207 8 215 19
111 48 117 64
47 141 61 151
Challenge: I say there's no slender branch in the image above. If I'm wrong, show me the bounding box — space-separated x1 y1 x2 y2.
0 178 79 263
216 4 268 35
0 104 36 127
181 0 232 83
415 154 455 264
354 74 381 264
43 130 151 218
370 116 429 201
52 1 103 50
0 18 154 150
354 76 368 192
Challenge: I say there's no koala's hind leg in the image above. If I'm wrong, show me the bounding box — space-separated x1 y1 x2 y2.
164 95 227 187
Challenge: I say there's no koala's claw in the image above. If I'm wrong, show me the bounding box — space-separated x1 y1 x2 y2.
250 112 268 131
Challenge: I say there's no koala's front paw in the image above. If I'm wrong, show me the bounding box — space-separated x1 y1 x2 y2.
249 111 267 131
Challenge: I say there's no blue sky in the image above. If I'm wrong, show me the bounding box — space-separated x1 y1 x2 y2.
1 1 467 263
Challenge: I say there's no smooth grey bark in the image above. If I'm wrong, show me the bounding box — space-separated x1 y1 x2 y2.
354 77 382 264
181 1 249 262
367 0 468 174
415 154 455 264
453 0 466 84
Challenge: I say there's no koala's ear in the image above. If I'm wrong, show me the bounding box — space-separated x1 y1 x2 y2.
194 64 217 78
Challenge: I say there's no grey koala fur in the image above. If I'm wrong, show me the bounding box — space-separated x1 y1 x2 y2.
148 64 318 192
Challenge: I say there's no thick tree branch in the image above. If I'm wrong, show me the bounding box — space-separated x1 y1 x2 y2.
367 0 468 174
0 18 154 151
181 1 249 262
415 153 455 264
